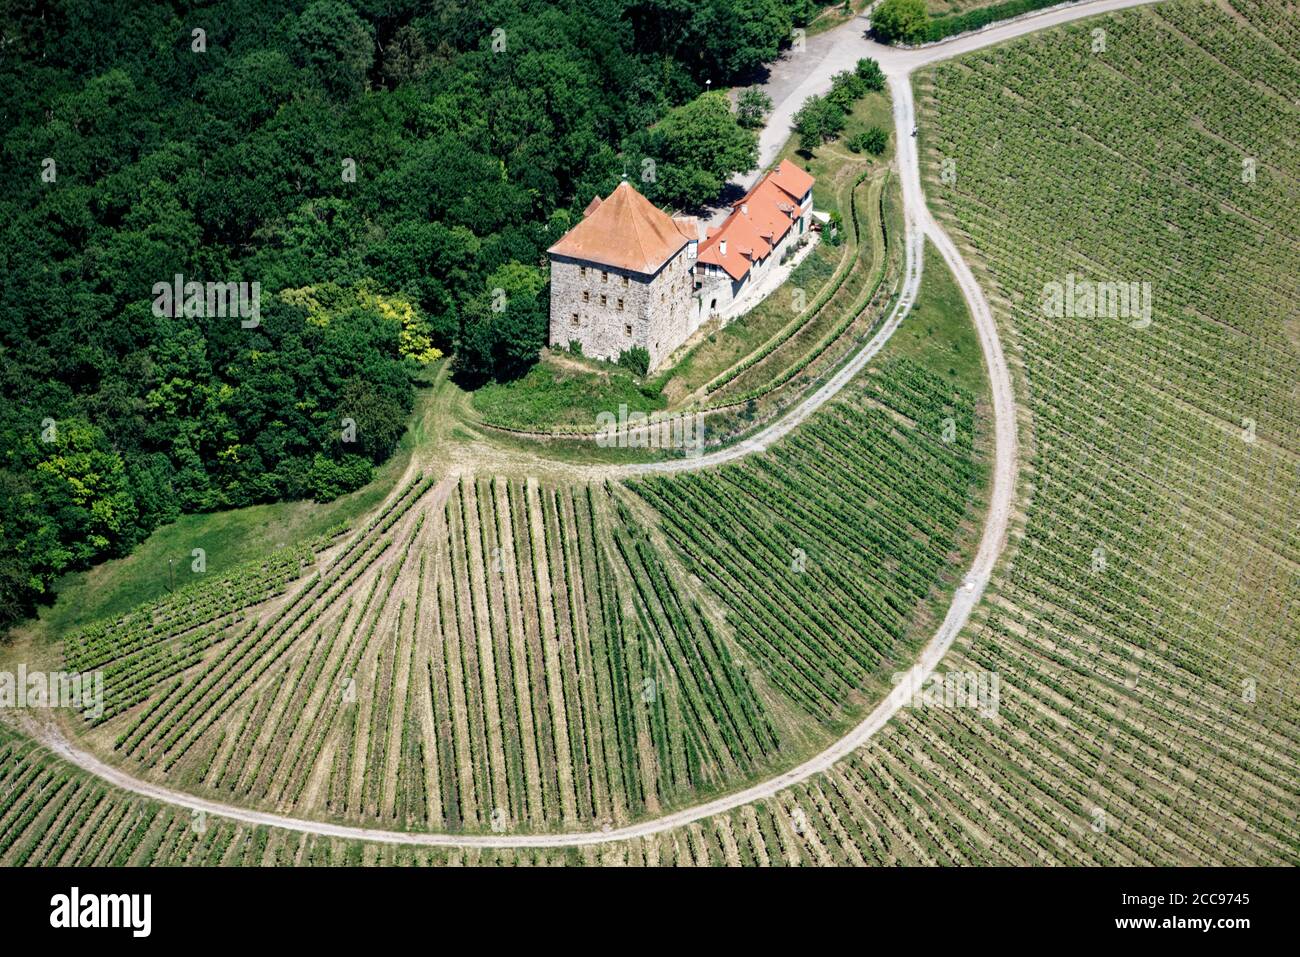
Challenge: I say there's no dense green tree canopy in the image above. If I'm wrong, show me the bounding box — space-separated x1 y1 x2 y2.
0 0 824 631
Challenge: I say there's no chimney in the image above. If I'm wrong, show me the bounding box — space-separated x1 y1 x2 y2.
719 239 727 256
740 203 748 216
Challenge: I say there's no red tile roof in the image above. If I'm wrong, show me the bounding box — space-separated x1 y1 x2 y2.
741 177 800 241
769 158 814 203
697 161 814 281
672 215 703 242
549 181 689 274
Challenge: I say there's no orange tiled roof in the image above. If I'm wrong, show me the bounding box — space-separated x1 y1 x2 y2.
672 215 702 242
698 215 772 280
698 161 813 281
739 177 800 242
769 158 814 203
548 181 689 275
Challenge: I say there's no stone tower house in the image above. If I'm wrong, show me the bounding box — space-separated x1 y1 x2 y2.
547 181 700 372
547 162 815 373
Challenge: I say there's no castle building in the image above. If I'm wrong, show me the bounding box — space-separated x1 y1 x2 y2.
548 159 815 372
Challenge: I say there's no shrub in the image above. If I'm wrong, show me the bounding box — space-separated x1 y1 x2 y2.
826 70 868 111
305 453 373 501
825 210 844 246
847 127 890 155
618 346 650 376
923 0 1077 43
793 95 846 151
735 87 773 129
855 57 885 91
860 126 889 155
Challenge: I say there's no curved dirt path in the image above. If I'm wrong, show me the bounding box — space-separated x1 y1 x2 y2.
27 0 1160 849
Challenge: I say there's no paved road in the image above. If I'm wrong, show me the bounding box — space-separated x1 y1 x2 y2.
27 0 1162 849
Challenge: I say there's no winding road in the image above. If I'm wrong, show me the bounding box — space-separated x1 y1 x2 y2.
27 0 1161 849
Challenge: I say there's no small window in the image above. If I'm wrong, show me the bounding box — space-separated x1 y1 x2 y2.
582 290 589 303
602 271 608 283
580 267 587 277
624 324 632 336
622 275 629 286
571 313 579 326
617 298 624 311
600 294 607 307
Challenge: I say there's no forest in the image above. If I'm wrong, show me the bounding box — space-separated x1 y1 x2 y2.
0 0 824 631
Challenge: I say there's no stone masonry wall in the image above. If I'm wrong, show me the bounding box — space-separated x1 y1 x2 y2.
643 249 695 369
549 247 694 371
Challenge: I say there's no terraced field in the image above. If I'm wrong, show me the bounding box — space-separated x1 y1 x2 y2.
702 172 898 408
41 345 985 836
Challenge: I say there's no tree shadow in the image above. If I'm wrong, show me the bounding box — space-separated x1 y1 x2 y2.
680 179 748 220
715 180 747 207
729 62 773 88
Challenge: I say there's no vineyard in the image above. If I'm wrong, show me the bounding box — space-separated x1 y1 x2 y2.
3 348 985 858
5 0 1295 868
784 0 1300 863
0 723 1019 866
632 357 982 725
37 324 984 837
